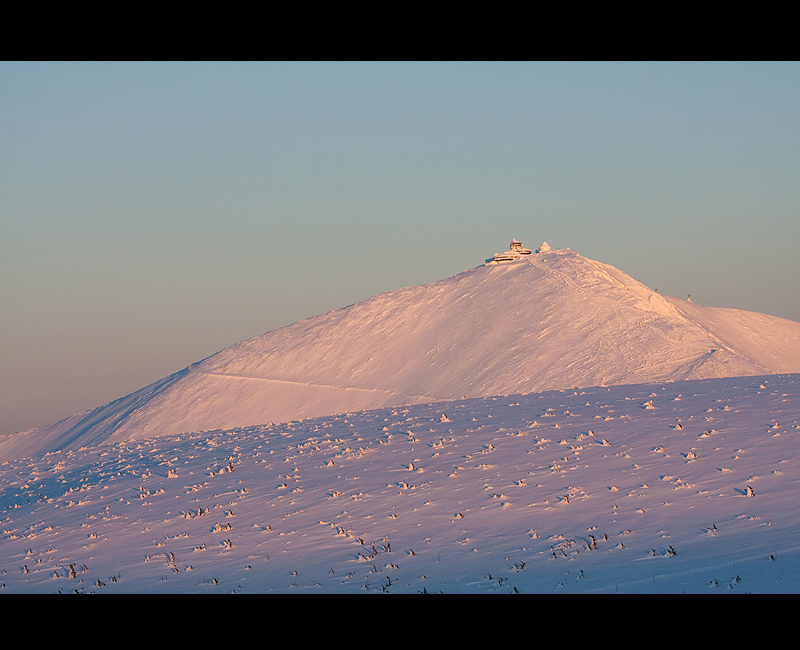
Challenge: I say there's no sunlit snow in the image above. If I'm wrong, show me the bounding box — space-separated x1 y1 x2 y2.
4 242 799 462
2 241 799 593
1 375 798 593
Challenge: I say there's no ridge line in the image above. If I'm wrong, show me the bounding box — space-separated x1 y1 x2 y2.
521 256 754 364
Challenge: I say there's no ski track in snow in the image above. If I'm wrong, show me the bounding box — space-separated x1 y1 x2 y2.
196 370 442 403
2 373 798 593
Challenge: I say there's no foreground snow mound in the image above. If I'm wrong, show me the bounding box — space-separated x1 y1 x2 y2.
1 374 798 593
3 246 800 461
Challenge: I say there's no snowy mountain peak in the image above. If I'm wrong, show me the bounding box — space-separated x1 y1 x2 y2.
2 244 800 462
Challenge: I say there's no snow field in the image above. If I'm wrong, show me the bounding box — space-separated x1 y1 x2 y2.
2 373 799 593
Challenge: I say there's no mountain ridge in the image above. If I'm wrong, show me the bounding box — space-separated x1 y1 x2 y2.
3 243 799 461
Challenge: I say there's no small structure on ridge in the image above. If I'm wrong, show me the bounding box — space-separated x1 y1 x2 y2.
486 239 536 264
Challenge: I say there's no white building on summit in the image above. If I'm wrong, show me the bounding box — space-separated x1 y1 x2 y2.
486 239 534 264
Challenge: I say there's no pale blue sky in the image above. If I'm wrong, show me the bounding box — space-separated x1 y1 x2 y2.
2 61 799 437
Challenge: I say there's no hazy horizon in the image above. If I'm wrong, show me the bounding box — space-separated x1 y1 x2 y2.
3 61 799 438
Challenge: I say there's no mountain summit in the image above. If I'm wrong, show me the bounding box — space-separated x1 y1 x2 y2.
4 241 800 460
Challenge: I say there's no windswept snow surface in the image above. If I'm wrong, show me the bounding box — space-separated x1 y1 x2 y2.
4 247 799 461
1 374 799 593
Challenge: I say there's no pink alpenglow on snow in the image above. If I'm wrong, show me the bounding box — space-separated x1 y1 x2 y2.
1 240 799 462
1 373 799 593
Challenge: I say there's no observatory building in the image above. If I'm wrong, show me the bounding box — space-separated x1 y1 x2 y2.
485 239 538 264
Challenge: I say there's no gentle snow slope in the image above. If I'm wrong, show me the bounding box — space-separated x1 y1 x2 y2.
1 374 798 593
3 247 799 461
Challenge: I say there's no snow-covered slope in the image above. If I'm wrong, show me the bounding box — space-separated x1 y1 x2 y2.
3 244 800 462
2 373 798 593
